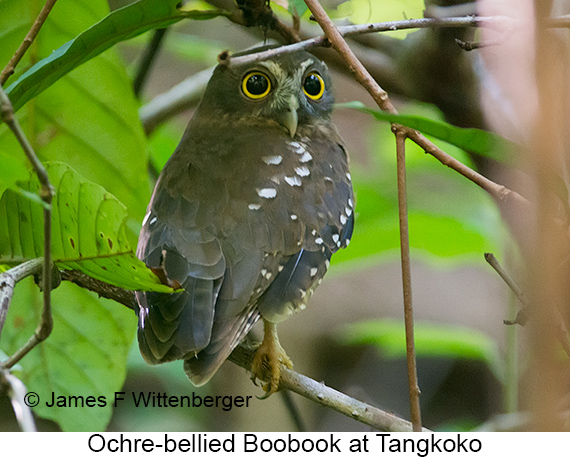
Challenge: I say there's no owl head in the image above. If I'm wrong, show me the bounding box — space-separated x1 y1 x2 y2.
195 50 335 137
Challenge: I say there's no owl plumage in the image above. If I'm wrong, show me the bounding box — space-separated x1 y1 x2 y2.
135 50 354 393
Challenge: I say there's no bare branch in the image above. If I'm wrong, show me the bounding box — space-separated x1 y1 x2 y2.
0 0 59 86
0 369 37 432
395 131 422 431
0 86 54 370
0 259 44 340
229 344 430 432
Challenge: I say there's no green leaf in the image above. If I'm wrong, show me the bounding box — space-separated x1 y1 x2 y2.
287 0 309 17
339 101 517 163
340 319 502 380
5 0 226 113
0 0 154 229
0 162 172 293
0 149 30 197
335 0 425 39
1 277 135 431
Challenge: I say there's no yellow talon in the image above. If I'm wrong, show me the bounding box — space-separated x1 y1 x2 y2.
251 320 293 397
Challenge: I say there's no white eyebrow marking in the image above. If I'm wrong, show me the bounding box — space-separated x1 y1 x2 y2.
142 212 151 226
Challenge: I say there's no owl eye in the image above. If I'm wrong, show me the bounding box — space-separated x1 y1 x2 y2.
242 72 271 100
303 72 325 100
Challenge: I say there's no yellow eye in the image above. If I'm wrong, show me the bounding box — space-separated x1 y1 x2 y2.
242 72 271 99
303 72 325 100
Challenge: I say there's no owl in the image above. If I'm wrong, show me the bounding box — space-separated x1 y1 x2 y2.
135 49 354 394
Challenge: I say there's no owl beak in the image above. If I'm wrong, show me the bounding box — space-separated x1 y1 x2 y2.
278 104 298 138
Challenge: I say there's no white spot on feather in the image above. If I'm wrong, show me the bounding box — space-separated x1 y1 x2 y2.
295 166 310 177
248 203 261 210
340 214 347 225
299 151 312 163
290 141 307 155
262 155 283 165
310 267 318 277
257 188 277 199
284 176 302 187
332 234 339 244
315 237 324 245
290 214 298 220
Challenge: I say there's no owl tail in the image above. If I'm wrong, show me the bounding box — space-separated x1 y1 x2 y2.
183 306 259 386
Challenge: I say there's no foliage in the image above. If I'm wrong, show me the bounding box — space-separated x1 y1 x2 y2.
0 162 173 292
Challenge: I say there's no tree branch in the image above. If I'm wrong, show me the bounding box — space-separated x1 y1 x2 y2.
0 0 58 86
395 131 422 431
0 259 44 340
229 344 429 432
38 269 428 432
0 86 54 370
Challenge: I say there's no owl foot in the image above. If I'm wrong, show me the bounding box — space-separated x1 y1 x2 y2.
251 320 293 398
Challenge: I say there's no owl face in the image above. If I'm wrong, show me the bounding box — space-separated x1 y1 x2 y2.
197 51 335 137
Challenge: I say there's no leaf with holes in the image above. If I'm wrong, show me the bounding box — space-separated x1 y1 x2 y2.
0 162 172 293
4 0 226 113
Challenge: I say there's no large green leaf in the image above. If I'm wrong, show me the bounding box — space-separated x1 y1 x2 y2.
340 319 502 380
0 0 151 227
0 162 171 292
2 277 135 431
4 0 226 113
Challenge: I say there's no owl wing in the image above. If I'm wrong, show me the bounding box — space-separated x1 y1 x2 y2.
135 174 228 364
183 128 354 384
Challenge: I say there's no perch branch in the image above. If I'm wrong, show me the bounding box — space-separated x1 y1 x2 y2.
395 130 422 431
229 344 429 432
0 86 54 370
0 0 58 86
39 271 428 432
0 259 44 340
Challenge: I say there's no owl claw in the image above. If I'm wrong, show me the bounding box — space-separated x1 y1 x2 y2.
250 320 293 397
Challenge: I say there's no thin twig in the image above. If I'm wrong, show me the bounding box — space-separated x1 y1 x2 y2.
0 0 59 86
484 253 526 305
484 253 570 359
229 345 431 432
0 259 44 340
296 2 531 216
0 86 54 370
395 130 422 431
228 15 518 67
0 369 37 432
133 28 169 98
